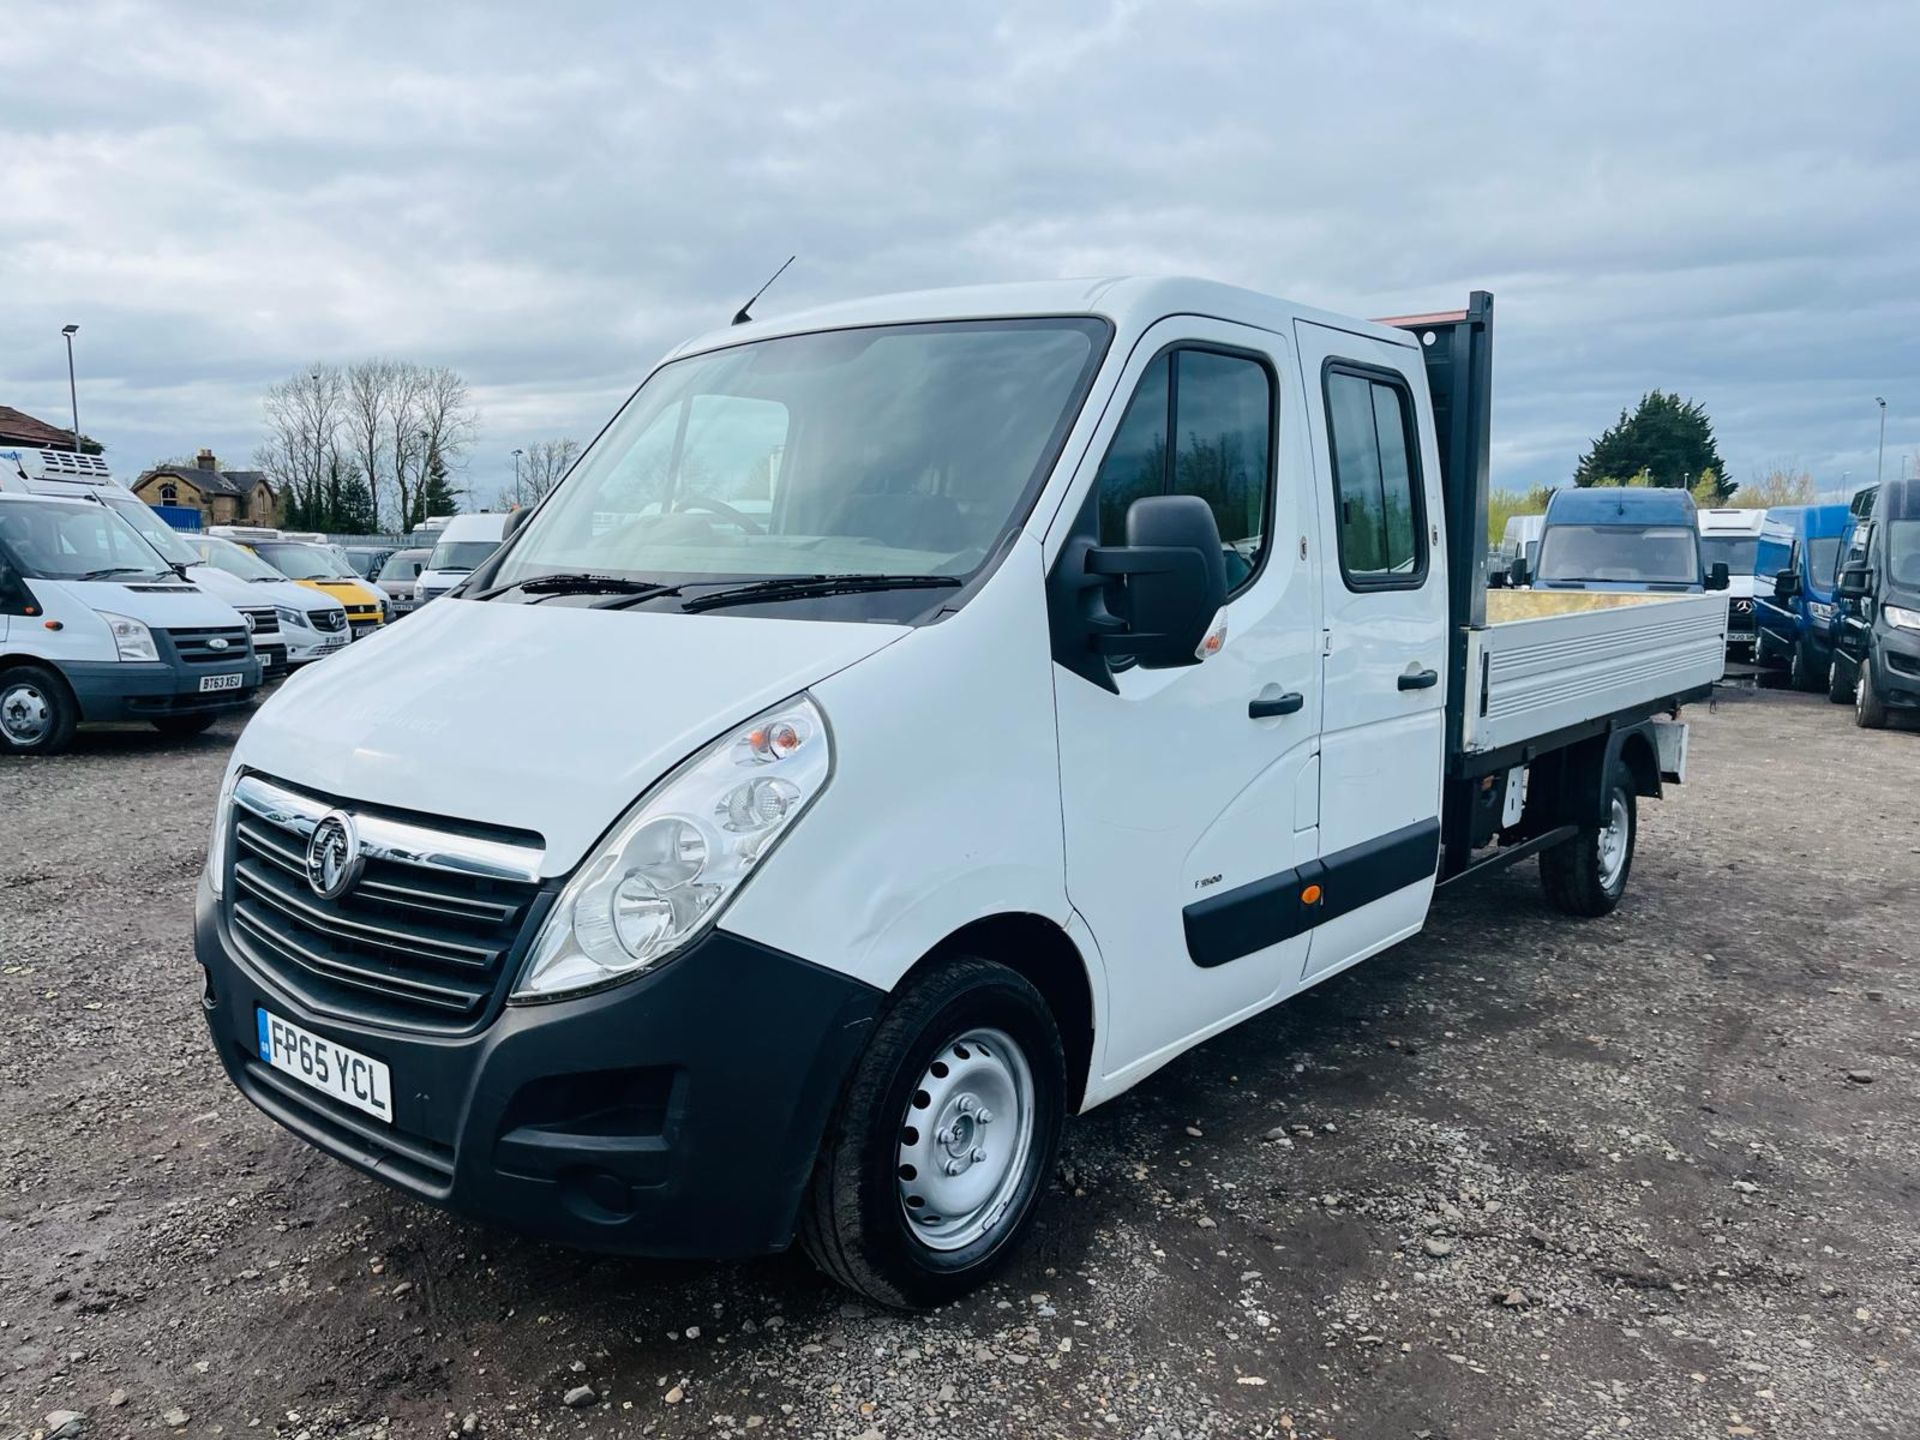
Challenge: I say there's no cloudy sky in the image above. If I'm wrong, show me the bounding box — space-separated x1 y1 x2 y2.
4 0 1916 511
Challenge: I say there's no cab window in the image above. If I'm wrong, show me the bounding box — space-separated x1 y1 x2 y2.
1093 347 1274 593
1325 367 1426 588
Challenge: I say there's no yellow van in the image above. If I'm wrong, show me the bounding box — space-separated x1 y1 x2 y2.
246 539 389 639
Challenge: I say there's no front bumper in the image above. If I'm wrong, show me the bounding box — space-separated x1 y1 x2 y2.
285 628 351 665
195 879 882 1258
63 658 260 722
1872 627 1920 707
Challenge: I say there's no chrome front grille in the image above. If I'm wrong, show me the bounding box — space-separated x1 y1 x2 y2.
167 626 254 663
223 774 548 1032
239 607 281 640
311 608 348 633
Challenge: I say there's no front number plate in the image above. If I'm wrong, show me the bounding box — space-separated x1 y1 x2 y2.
257 1009 393 1124
199 672 245 693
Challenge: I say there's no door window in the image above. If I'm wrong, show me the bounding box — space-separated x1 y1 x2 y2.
1325 368 1426 588
1094 348 1274 592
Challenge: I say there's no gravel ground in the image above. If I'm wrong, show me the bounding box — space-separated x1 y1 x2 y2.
2 682 1917 1440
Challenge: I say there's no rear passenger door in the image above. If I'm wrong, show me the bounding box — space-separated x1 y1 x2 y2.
1291 323 1448 981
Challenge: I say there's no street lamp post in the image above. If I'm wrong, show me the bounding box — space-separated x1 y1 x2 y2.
1876 397 1888 487
512 448 524 507
60 324 80 452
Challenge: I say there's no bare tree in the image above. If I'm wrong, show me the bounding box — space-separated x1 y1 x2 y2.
1730 466 1816 509
258 366 345 524
519 438 582 503
409 367 477 525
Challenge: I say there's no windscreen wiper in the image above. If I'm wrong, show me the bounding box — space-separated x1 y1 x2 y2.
472 572 668 601
75 566 160 581
677 573 964 614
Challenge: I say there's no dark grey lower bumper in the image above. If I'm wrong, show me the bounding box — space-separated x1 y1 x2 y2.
63 659 261 721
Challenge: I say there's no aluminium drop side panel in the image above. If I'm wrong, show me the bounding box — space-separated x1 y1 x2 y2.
1462 593 1727 756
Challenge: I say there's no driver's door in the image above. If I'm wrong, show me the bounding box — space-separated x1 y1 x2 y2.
1050 318 1325 1086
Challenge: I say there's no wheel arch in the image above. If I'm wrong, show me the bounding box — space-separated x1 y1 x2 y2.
0 654 79 712
902 913 1098 1114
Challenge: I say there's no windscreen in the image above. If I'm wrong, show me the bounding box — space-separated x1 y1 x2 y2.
1536 524 1701 586
103 495 198 567
257 542 351 580
489 318 1108 592
1808 536 1842 586
0 500 173 581
427 540 501 573
195 534 285 581
1700 535 1758 575
1884 482 1920 590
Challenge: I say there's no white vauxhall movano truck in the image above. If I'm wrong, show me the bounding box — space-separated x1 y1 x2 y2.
196 281 1725 1306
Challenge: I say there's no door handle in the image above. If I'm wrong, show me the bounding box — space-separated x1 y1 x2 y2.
1249 691 1305 719
1398 667 1439 691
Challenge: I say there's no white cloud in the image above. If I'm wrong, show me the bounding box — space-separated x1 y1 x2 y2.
2 0 1916 505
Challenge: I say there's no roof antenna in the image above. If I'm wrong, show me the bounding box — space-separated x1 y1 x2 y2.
733 255 795 326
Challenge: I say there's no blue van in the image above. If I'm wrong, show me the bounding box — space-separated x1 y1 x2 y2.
1752 504 1851 690
1529 487 1727 592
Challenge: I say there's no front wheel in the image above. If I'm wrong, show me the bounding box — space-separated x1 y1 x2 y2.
1856 658 1890 729
0 664 78 755
799 957 1067 1309
1828 654 1856 705
1790 639 1825 693
1540 762 1636 917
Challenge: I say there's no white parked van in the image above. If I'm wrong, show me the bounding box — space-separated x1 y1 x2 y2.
187 533 352 667
0 493 262 752
195 281 1722 1306
1696 507 1766 655
415 512 510 603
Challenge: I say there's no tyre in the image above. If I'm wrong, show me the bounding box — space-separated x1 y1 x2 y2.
1856 657 1890 729
1789 639 1824 693
1754 632 1780 667
1540 761 1636 918
0 664 78 756
152 713 218 739
1827 654 1855 705
799 957 1067 1309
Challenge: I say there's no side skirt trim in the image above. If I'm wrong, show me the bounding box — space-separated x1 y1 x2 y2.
1183 817 1440 969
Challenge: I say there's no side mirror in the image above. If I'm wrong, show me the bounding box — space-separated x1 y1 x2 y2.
410 561 424 578
1771 567 1799 601
1704 561 1730 592
1508 555 1531 588
1087 495 1228 670
504 507 534 539
1836 565 1872 600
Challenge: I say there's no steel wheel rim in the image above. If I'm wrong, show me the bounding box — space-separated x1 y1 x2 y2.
1597 793 1630 889
0 682 51 745
896 1026 1036 1252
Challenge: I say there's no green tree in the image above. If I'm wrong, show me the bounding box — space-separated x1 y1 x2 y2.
1575 392 1729 496
414 445 462 526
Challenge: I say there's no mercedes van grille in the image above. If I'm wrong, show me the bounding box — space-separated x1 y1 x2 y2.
239 607 280 639
311 608 348 633
222 774 549 1032
168 625 254 664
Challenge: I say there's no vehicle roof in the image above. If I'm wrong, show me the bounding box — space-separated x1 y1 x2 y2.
1696 507 1767 535
665 276 1421 361
436 512 509 538
1543 486 1698 524
0 491 100 512
1760 503 1852 540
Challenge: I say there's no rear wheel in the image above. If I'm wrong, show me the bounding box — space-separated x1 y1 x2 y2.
152 713 219 739
0 664 78 756
1856 657 1890 729
1828 653 1855 705
799 957 1067 1309
1540 762 1636 917
1789 639 1825 693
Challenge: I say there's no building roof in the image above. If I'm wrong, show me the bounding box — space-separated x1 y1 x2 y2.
0 405 79 449
139 463 272 499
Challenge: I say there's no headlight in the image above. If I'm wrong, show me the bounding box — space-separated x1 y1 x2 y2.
205 763 242 897
276 605 312 629
1808 601 1836 622
1885 604 1920 632
513 695 833 1000
99 610 159 663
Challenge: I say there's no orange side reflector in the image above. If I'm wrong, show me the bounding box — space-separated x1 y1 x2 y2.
1301 883 1323 906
